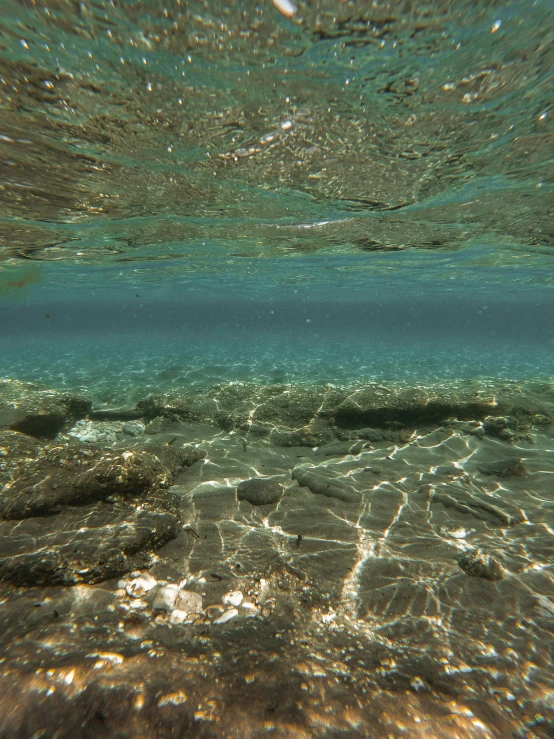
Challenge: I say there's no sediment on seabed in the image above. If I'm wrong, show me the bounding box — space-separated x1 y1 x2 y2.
0 377 553 738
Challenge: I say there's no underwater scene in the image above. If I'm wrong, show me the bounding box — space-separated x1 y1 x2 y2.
0 0 553 736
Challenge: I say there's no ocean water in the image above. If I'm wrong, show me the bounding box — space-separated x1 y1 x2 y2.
1 0 554 737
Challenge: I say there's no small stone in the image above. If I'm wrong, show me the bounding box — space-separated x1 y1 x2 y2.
123 422 144 438
536 595 554 618
174 589 202 614
206 604 225 620
440 526 468 539
213 608 238 624
169 609 189 624
222 591 243 607
158 691 188 707
153 584 180 611
457 550 504 581
126 573 157 598
237 477 283 506
478 458 527 478
105 494 124 504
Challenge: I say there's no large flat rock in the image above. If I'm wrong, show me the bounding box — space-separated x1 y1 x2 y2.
0 434 181 585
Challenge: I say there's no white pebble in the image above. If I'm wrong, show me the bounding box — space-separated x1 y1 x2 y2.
153 584 179 611
440 526 468 539
213 608 238 625
272 0 296 18
536 595 554 618
126 573 157 598
169 609 189 625
175 589 203 614
222 591 243 607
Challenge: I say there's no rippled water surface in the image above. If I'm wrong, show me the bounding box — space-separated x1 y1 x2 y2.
0 1 553 737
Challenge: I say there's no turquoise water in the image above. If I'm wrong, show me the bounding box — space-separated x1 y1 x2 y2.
1 0 553 391
1 1 554 736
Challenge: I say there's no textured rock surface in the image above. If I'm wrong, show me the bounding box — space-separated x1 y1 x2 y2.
0 379 91 438
0 379 553 737
0 440 181 585
131 380 552 447
237 477 284 506
457 549 505 581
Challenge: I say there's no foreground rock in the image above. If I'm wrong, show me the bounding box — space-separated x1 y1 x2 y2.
237 477 284 506
0 379 90 438
0 435 181 585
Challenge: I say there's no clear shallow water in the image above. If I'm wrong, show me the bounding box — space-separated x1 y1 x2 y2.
1 1 554 737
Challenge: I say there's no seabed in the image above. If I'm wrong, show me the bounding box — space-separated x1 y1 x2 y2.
0 377 553 737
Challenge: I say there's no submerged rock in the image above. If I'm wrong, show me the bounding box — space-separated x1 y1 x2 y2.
123 421 144 437
292 466 360 503
0 380 91 439
0 449 169 519
0 445 180 585
457 550 505 581
0 488 180 586
237 477 283 506
478 457 528 478
431 484 524 526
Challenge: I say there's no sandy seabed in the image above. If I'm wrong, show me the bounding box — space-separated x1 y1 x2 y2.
0 377 553 738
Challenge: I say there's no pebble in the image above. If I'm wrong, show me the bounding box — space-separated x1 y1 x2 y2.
174 590 203 614
169 609 189 625
158 691 188 708
457 549 505 581
126 573 157 598
272 0 296 19
222 591 243 607
440 526 469 539
206 604 224 620
123 421 144 437
213 608 238 625
153 585 180 611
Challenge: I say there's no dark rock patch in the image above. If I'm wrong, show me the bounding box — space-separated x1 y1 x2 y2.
478 458 527 478
1 449 169 519
431 485 524 526
292 466 360 503
0 383 91 439
237 477 283 506
0 490 180 586
0 444 181 585
457 550 505 581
